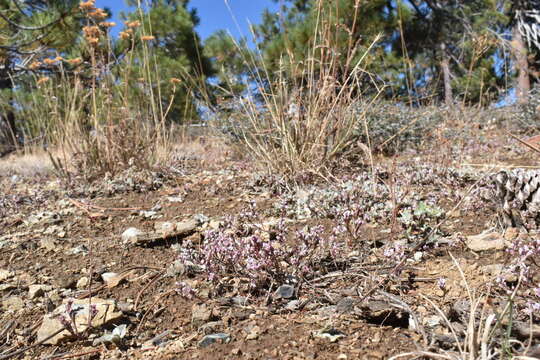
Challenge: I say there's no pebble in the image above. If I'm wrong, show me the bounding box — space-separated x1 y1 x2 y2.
28 284 52 299
2 296 24 311
76 276 89 289
198 333 231 348
274 284 295 299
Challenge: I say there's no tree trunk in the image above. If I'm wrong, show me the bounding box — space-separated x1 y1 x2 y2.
512 26 530 105
440 43 453 107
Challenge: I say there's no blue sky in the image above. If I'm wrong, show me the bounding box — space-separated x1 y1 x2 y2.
94 0 279 44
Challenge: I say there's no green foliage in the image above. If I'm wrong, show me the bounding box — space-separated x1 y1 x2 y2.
398 201 444 242
119 0 213 123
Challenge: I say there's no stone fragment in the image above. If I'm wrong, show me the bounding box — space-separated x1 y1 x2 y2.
2 296 24 311
121 227 144 243
466 231 508 251
198 333 231 348
175 219 198 234
36 297 123 345
29 284 52 299
76 277 89 289
192 303 215 327
313 328 346 342
101 272 125 289
0 269 14 282
274 284 295 299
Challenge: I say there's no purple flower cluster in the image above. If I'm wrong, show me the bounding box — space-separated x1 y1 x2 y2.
184 204 342 291
175 281 196 299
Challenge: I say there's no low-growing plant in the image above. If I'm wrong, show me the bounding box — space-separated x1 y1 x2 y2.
398 201 445 242
180 203 343 292
352 100 444 155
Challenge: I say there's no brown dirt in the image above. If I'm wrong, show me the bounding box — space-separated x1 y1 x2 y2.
1 125 540 359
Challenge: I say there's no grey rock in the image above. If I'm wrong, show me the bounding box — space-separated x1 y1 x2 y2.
166 260 186 277
70 245 88 255
199 321 223 335
76 276 89 289
284 300 301 311
274 284 295 299
117 301 134 313
40 238 58 252
336 297 355 314
194 214 209 225
198 333 231 348
93 324 127 346
192 303 215 327
175 219 198 233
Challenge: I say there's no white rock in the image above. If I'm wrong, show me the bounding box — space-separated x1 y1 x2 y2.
2 296 24 311
36 297 123 345
121 227 144 243
76 277 89 289
0 269 14 282
29 285 52 299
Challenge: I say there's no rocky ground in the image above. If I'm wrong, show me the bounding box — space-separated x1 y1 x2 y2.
2 123 540 359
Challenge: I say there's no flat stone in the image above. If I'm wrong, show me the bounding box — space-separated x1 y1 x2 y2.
192 303 215 327
198 333 231 348
101 272 125 288
466 231 508 251
155 221 175 235
0 269 14 282
336 297 355 313
274 284 295 299
2 296 24 311
121 227 144 243
36 297 123 345
175 219 198 234
29 285 52 299
313 328 346 342
40 238 58 252
76 276 89 289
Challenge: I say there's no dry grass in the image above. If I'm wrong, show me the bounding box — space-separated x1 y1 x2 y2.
0 150 54 178
210 0 382 182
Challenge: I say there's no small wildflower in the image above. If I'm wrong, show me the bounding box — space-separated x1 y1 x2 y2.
119 30 132 40
83 25 101 45
125 20 141 28
176 282 196 299
43 58 58 65
88 8 107 20
99 21 116 28
88 304 98 324
437 277 446 290
36 77 50 86
79 0 95 11
141 35 155 41
67 58 82 66
169 77 182 84
28 61 41 70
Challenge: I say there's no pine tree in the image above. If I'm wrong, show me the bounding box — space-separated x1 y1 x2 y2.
0 0 81 154
121 0 214 123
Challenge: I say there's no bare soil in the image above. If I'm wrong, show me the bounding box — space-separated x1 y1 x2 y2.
1 125 540 360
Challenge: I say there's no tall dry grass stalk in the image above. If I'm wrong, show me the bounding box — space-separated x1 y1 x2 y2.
220 0 383 181
15 1 177 181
